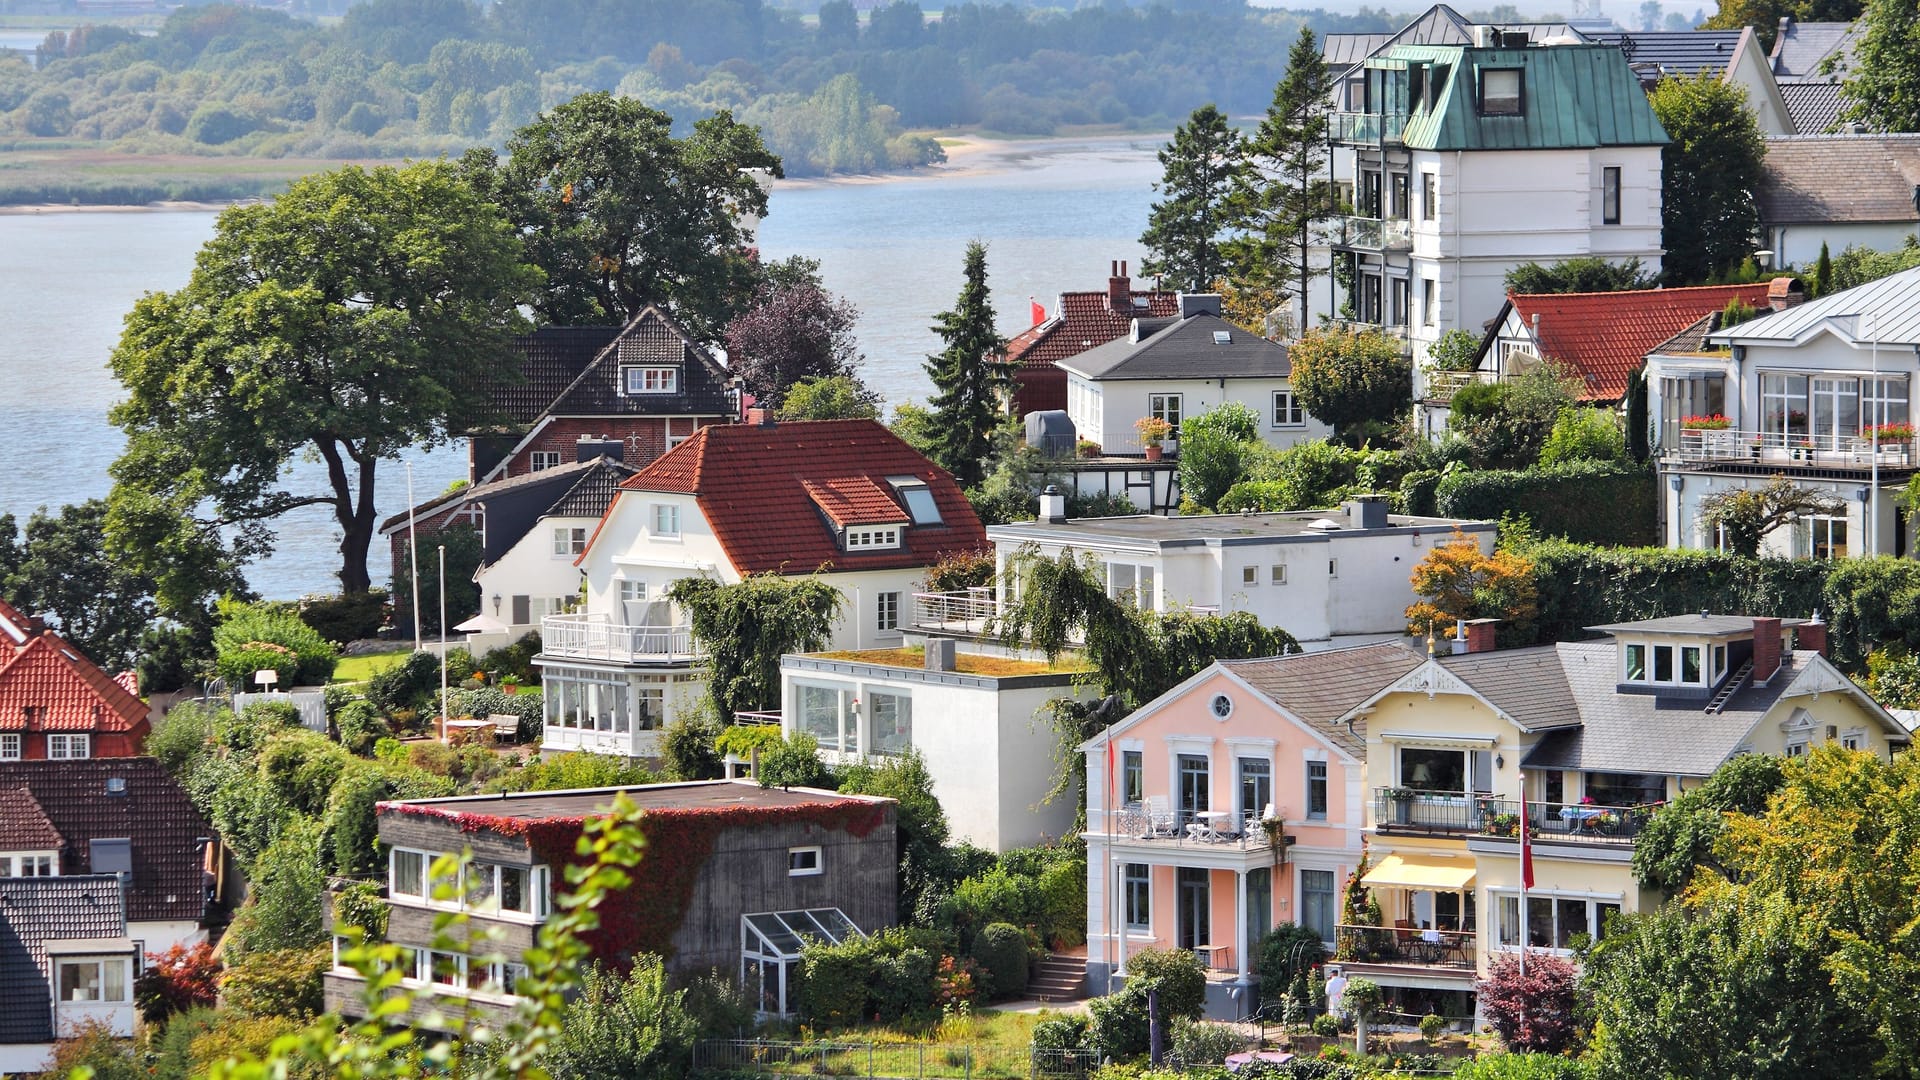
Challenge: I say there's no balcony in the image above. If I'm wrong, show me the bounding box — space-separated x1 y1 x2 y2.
1335 924 1475 974
1372 788 1660 845
910 588 997 635
1331 110 1408 145
1331 215 1412 252
1422 368 1491 400
540 615 700 664
1326 319 1411 353
1100 803 1284 854
1666 427 1920 472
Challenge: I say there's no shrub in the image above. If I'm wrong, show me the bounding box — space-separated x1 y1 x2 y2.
1031 1014 1090 1051
662 707 725 780
1171 1015 1246 1063
1399 468 1443 517
1125 946 1206 1019
923 549 996 592
1537 407 1626 466
972 922 1030 999
492 752 663 792
332 880 389 940
940 866 1033 952
135 942 221 1023
757 731 828 789
176 1011 308 1080
259 731 353 817
1477 953 1579 1053
1435 461 1656 547
148 700 221 774
48 1019 144 1080
220 701 300 756
323 763 390 876
1451 1053 1595 1080
1419 1011 1447 1042
795 928 939 1025
225 817 326 958
1311 1012 1340 1036
333 698 388 755
476 632 542 684
714 723 785 760
213 604 338 686
138 624 204 693
220 945 330 1018
1255 923 1328 1004
365 650 441 713
297 589 388 643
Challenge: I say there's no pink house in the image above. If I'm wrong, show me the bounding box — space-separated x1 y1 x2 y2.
1081 643 1421 1018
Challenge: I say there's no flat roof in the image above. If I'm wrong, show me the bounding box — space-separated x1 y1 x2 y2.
1586 614 1811 637
988 511 1490 547
383 780 882 822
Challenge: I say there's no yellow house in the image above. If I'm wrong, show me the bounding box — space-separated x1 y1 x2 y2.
1333 613 1910 1023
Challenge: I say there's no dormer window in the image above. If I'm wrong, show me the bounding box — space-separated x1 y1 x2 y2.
844 526 901 551
1622 641 1707 687
623 366 678 395
1480 68 1522 115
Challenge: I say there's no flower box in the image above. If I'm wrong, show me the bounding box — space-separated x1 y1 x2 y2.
1680 415 1732 430
1863 423 1917 443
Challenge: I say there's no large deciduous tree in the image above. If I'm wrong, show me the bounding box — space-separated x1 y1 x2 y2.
1700 475 1843 557
1845 0 1920 133
467 91 782 338
1140 104 1243 293
107 161 541 595
724 255 865 407
924 240 1009 488
1287 326 1413 443
1649 73 1767 285
668 573 842 718
1503 256 1657 295
0 501 161 669
1405 529 1538 641
1225 26 1332 335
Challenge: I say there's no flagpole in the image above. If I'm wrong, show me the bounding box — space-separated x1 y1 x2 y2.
1518 768 1529 979
406 461 422 652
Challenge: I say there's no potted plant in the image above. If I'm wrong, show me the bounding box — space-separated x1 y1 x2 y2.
1481 812 1519 838
501 674 521 695
1680 414 1732 430
1384 787 1415 825
1135 416 1174 461
1864 422 1916 444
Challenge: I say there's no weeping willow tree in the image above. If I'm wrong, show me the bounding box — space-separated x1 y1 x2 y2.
998 546 1301 803
669 573 843 718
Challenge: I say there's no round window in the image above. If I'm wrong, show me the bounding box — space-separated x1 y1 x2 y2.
1210 693 1233 720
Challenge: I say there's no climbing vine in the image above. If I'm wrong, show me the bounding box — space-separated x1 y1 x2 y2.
669 572 844 718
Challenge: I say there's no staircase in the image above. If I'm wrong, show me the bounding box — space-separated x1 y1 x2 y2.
1704 659 1754 714
1029 951 1089 1003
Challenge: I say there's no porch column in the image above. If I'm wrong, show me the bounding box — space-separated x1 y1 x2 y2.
1235 868 1249 983
1114 860 1129 978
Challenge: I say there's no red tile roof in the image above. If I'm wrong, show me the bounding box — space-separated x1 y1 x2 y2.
0 598 149 741
1004 289 1180 371
612 419 987 575
1505 283 1775 401
802 477 914 527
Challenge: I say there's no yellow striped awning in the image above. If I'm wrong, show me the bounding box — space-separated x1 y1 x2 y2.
1361 853 1475 891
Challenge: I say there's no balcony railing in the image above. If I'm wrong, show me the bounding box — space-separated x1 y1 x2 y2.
1335 924 1475 970
1667 427 1919 470
1327 320 1411 350
1332 215 1412 251
732 711 783 727
540 615 700 664
1106 803 1283 851
1331 110 1408 145
910 589 997 634
1372 788 1661 844
1422 368 1491 400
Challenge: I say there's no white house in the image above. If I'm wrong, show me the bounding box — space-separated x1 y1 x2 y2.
775 644 1091 851
1058 295 1332 456
0 877 140 1075
1758 135 1920 270
965 495 1496 646
1650 265 1920 558
539 417 988 758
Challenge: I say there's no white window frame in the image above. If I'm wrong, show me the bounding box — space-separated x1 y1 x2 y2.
651 504 681 539
788 846 823 877
844 526 901 551
552 526 587 558
1620 640 1708 687
57 958 128 1003
619 579 649 604
390 848 426 898
1491 890 1623 954
876 591 901 632
529 450 563 472
1123 863 1151 931
1241 565 1259 587
0 733 17 760
1270 564 1288 586
1272 389 1305 428
0 852 56 877
1306 759 1329 820
1148 393 1184 438
624 366 679 395
1422 278 1437 326
46 734 89 760
1798 514 1849 561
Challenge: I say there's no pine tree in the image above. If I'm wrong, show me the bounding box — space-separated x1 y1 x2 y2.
1815 241 1833 297
1224 26 1333 335
924 241 1008 487
1140 104 1244 293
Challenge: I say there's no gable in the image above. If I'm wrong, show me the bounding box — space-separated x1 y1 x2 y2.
547 307 733 419
0 634 148 737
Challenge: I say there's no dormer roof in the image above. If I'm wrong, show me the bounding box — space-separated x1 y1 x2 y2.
1054 311 1292 382
1585 613 1809 638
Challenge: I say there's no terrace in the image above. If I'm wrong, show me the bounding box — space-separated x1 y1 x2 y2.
539 614 701 664
1666 426 1920 472
1372 788 1660 845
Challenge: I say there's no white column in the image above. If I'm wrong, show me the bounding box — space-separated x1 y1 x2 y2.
1115 860 1130 978
1235 868 1249 983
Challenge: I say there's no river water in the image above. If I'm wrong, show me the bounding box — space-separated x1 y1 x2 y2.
0 135 1159 598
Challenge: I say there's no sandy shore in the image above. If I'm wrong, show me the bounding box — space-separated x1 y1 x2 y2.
0 200 238 215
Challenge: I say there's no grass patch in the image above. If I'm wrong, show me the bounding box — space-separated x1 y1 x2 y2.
332 649 412 683
813 647 1088 677
0 145 404 206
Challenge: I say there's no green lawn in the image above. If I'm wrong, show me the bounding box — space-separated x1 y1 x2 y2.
332 649 412 683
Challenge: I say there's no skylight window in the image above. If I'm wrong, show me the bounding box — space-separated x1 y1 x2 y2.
1213 330 1232 345
887 477 943 525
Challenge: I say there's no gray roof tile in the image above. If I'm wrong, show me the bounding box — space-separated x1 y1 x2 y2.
1758 135 1920 224
1439 646 1583 731
1221 643 1426 756
1779 81 1846 134
1055 312 1292 381
0 876 127 1043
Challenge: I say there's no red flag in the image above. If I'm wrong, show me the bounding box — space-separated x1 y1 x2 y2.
1030 297 1046 327
1520 783 1535 890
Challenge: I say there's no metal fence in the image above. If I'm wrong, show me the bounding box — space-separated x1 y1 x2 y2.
692 1039 1093 1080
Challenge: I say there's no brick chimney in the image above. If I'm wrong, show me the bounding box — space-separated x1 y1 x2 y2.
1464 619 1499 654
745 407 776 427
1796 611 1828 657
1752 616 1783 682
1108 260 1131 313
1767 277 1805 311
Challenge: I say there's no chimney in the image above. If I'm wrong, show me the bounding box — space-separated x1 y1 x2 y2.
1038 484 1068 524
924 638 958 673
1344 495 1390 530
1465 618 1499 654
745 407 776 427
1767 277 1805 311
576 435 624 463
1752 616 1783 683
1108 260 1131 313
1177 293 1224 319
1796 610 1828 657
1450 619 1469 655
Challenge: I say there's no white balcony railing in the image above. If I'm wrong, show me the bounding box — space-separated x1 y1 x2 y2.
1667 427 1919 469
1422 368 1492 400
540 615 701 663
911 589 997 634
1333 215 1412 251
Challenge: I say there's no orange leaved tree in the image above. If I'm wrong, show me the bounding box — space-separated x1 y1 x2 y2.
1405 528 1538 642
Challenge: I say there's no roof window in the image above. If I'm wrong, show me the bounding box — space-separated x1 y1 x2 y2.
1480 68 1523 115
1212 330 1232 345
887 478 943 526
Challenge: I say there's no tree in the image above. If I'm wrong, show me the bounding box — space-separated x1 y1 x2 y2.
1650 74 1767 285
1477 954 1578 1054
838 750 952 920
923 241 1009 487
1140 104 1243 293
0 501 157 669
1814 241 1833 296
667 573 842 717
1426 328 1482 373
1831 236 1920 291
1405 529 1538 640
725 257 865 407
1287 327 1413 444
1226 27 1333 333
1700 475 1843 557
1502 256 1657 294
1176 401 1261 511
107 162 540 595
1537 407 1627 466
1625 365 1651 463
544 959 700 1080
779 375 883 420
387 523 483 634
1632 753 1786 893
1841 0 1920 131
1640 0 1665 28
468 92 782 337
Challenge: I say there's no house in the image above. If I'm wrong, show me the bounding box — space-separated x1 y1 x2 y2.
377 453 638 648
0 757 228 953
946 495 1494 647
389 307 738 601
0 876 139 1075
1329 613 1907 1023
1057 294 1331 456
1081 644 1422 1018
1003 261 1176 417
772 644 1093 851
539 417 987 757
323 780 897 1023
1586 28 1793 136
1757 135 1920 270
1649 266 1920 558
1768 17 1864 135
0 599 148 760
1419 281 1779 434
1318 33 1668 376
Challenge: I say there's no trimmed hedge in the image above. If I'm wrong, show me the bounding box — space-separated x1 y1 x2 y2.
972 922 1029 999
1436 461 1657 546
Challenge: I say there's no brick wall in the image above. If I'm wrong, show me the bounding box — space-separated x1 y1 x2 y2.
501 416 725 480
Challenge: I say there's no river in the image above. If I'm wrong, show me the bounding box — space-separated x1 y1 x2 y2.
0 134 1160 598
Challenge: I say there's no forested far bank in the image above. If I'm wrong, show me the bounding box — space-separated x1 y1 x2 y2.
0 0 1411 185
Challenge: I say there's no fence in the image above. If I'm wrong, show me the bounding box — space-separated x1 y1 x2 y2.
233 689 327 732
692 1040 1093 1080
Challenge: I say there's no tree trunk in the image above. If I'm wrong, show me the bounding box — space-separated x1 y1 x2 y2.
316 436 378 595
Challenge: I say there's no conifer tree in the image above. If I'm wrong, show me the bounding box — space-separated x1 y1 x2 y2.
1225 26 1333 335
924 241 1008 487
1140 104 1244 293
1815 241 1833 297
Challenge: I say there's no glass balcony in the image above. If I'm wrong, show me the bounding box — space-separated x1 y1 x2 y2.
1332 215 1412 252
1331 111 1408 145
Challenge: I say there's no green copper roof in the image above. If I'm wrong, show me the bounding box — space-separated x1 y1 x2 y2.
1371 43 1668 151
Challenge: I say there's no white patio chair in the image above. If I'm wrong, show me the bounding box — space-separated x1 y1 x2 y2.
1145 796 1176 838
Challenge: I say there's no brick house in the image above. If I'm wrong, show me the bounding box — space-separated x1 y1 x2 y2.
1003 261 1177 417
0 599 148 760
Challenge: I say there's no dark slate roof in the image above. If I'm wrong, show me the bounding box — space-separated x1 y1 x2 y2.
1054 312 1292 381
380 456 633 536
1439 646 1583 731
0 786 60 850
545 307 733 418
1221 643 1426 757
547 459 640 520
1758 135 1920 225
493 326 622 426
0 759 212 925
1586 30 1748 77
0 876 127 1043
1770 19 1860 82
1779 81 1846 134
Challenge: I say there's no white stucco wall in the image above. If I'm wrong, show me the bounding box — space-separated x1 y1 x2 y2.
474 514 603 635
1767 222 1919 276
1071 375 1332 453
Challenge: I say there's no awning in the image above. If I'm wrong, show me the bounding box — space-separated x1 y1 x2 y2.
454 613 511 634
1361 853 1475 891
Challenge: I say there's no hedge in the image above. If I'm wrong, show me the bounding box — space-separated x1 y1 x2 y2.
972 922 1030 999
1436 461 1658 546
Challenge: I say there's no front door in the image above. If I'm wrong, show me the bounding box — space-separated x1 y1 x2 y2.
1177 867 1211 951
